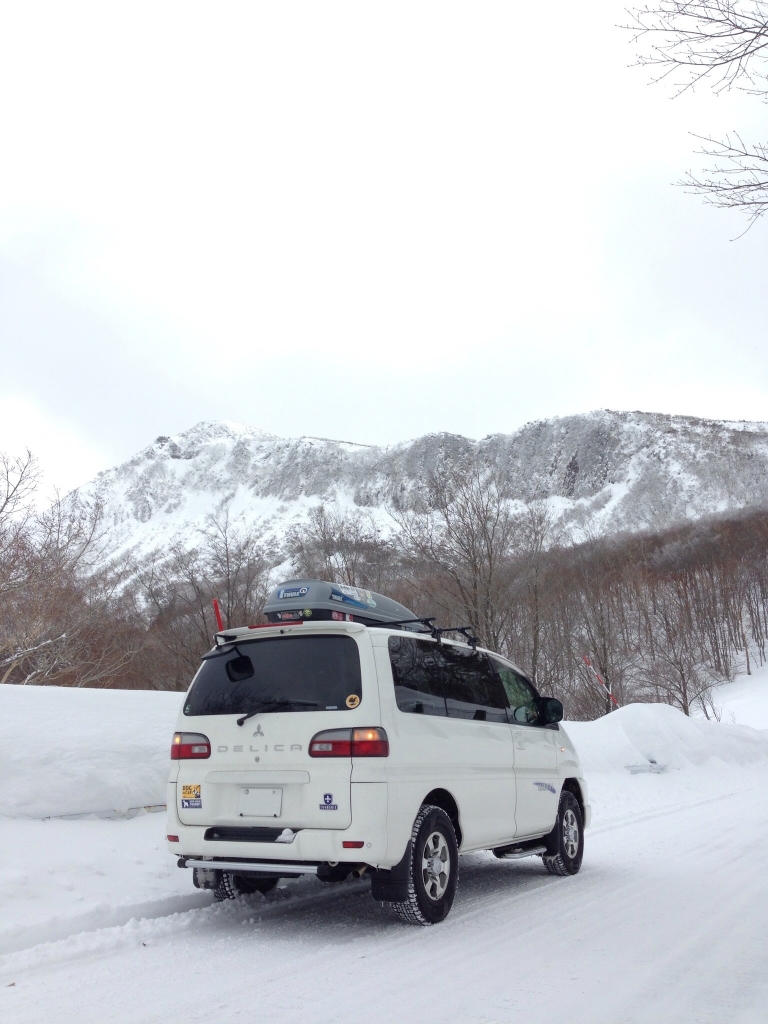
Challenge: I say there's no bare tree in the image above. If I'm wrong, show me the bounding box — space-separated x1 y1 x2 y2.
0 449 40 600
0 493 143 688
287 505 399 592
392 459 522 651
513 499 562 685
626 1 768 228
638 596 717 715
0 449 40 525
136 507 278 687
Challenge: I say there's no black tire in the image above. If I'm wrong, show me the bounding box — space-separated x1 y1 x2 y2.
388 805 459 926
542 790 584 877
213 872 279 901
239 875 279 896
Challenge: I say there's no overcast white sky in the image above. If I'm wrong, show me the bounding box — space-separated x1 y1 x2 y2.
1 1 767 495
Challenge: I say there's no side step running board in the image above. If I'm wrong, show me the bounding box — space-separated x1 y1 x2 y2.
182 859 318 874
495 845 547 860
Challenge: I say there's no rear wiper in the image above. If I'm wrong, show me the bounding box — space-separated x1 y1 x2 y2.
236 700 318 726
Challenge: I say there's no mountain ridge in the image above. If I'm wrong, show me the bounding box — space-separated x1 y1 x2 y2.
76 409 768 556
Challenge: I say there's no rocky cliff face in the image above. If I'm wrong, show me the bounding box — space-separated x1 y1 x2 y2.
76 410 768 555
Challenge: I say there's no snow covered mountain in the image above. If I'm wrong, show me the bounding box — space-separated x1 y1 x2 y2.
77 410 768 556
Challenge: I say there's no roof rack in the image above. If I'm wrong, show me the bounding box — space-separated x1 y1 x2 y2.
381 617 480 649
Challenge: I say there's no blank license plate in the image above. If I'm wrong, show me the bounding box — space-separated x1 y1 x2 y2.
237 787 282 818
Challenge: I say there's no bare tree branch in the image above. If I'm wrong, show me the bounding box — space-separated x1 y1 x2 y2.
625 1 768 224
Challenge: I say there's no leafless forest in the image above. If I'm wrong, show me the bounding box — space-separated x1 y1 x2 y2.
2 449 767 719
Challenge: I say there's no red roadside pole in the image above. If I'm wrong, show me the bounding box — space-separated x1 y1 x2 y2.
582 655 619 709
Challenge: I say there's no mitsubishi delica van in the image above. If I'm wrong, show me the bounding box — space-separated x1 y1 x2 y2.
166 580 590 925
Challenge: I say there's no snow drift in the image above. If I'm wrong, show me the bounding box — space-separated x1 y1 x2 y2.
0 686 183 818
565 701 768 775
2 683 767 820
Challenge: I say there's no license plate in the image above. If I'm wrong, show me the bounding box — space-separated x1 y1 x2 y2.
237 787 282 818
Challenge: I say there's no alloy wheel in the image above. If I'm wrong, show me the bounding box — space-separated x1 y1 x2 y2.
562 807 579 859
421 830 450 901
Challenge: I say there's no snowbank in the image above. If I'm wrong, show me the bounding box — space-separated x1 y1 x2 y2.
0 685 183 818
564 700 768 776
3 681 767 821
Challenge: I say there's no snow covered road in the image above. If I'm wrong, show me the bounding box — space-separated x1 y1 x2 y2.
2 771 766 1024
3 681 768 1023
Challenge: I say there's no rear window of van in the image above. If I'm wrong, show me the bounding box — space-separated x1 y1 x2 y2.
184 635 362 716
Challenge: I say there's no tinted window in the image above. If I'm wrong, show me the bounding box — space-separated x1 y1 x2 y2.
489 656 541 725
388 636 447 716
184 635 362 716
437 645 509 723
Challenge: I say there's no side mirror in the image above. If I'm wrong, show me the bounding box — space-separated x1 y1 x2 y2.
540 697 563 725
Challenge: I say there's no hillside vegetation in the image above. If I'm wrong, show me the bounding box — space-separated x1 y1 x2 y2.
3 419 768 719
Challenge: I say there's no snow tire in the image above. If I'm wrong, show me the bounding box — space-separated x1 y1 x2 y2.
542 790 584 877
388 804 459 926
213 872 279 901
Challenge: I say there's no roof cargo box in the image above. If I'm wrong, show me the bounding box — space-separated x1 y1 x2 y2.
263 579 418 628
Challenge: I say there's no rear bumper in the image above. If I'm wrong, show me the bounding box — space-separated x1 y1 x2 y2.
166 780 393 867
181 858 319 875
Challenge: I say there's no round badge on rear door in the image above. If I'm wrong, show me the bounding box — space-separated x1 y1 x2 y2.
346 694 360 708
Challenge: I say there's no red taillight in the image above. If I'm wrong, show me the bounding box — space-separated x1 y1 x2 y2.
308 729 352 757
166 835 180 843
343 841 365 849
171 732 211 759
309 727 389 758
351 728 389 757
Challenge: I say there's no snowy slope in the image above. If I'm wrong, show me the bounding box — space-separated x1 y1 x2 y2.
74 410 768 557
710 664 768 729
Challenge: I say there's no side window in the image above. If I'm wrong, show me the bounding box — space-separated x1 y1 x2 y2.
489 657 541 725
437 644 509 723
388 636 447 717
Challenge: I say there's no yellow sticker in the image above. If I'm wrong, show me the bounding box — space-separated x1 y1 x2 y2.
182 784 201 799
346 694 360 709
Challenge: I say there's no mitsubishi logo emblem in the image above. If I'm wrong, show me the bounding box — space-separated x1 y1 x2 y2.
252 724 265 737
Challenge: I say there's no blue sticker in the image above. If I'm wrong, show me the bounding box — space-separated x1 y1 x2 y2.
278 586 309 600
329 586 368 610
534 782 557 794
319 792 338 810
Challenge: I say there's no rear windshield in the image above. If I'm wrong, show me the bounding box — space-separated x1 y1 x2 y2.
184 635 362 717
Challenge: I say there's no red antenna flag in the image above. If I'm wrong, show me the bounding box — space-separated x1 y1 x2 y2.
212 598 224 632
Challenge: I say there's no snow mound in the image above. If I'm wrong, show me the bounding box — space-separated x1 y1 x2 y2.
3 684 767 820
0 686 183 818
564 701 768 775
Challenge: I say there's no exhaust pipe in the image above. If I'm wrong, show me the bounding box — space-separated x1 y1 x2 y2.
351 864 370 879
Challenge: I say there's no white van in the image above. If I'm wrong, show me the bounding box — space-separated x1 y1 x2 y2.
166 580 590 925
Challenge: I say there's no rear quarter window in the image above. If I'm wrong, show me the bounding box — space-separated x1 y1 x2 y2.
388 635 447 716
